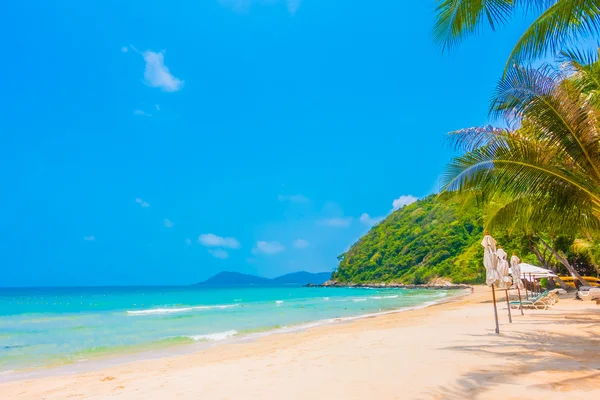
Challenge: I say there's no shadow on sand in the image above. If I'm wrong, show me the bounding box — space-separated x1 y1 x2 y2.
421 310 600 399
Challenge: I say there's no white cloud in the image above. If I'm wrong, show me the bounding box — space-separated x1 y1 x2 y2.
121 46 129 53
142 50 184 92
252 241 285 255
164 219 174 228
319 217 352 227
198 233 240 249
286 0 301 14
185 238 192 246
219 0 301 14
359 213 384 226
293 239 309 249
278 194 310 203
135 198 150 207
134 109 152 117
208 249 229 259
392 195 418 210
83 235 95 241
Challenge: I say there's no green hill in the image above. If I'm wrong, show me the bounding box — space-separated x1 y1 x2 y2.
333 194 497 284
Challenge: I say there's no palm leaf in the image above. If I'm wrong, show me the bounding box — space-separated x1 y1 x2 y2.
433 0 513 51
504 0 600 71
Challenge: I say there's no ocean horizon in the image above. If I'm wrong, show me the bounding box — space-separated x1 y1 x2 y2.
0 285 456 380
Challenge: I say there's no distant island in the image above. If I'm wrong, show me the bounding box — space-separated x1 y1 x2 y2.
196 271 332 286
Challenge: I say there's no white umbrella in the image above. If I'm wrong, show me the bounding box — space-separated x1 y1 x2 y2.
481 233 501 333
481 234 500 286
496 247 513 323
510 254 524 315
509 263 558 279
510 255 524 290
495 247 513 290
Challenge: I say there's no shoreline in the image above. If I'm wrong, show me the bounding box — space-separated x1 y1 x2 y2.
306 282 473 290
2 286 599 399
0 289 468 383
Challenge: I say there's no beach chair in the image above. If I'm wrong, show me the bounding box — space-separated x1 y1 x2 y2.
578 287 600 301
509 291 553 310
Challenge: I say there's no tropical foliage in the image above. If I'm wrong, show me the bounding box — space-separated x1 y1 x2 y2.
332 194 537 284
332 194 598 284
441 51 600 283
434 0 600 71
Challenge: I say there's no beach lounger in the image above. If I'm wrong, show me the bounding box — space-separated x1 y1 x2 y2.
578 287 600 301
509 290 555 310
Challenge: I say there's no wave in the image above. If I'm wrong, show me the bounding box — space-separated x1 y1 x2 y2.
275 300 284 305
369 295 399 300
126 304 238 316
352 298 368 302
186 330 238 341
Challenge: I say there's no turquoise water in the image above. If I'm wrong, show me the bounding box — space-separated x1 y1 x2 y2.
0 286 453 374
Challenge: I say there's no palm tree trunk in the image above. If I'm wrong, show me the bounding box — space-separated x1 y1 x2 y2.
527 238 570 290
528 238 551 269
538 237 589 287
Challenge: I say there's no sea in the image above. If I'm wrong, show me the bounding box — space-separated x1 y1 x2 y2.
0 285 459 380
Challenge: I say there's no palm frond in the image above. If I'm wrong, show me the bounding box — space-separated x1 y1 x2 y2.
491 64 600 183
433 0 513 51
504 0 600 71
446 125 509 152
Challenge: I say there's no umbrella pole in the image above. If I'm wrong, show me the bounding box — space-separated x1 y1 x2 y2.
524 277 528 299
529 274 533 295
517 287 524 315
504 289 512 323
491 285 500 334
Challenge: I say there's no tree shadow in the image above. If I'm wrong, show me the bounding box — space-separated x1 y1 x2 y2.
420 322 600 399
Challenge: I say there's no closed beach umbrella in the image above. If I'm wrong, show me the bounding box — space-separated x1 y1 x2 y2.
495 247 513 290
496 246 513 323
510 253 524 315
481 233 500 286
510 255 524 290
481 232 501 333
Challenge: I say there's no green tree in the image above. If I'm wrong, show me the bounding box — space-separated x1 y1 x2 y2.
442 53 600 285
434 0 600 71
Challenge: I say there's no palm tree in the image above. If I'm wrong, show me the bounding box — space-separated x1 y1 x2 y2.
434 0 600 71
442 52 600 284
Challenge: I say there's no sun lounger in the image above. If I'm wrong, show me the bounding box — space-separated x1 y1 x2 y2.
509 290 557 310
578 287 600 301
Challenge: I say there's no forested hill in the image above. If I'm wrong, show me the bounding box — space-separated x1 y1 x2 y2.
333 194 488 284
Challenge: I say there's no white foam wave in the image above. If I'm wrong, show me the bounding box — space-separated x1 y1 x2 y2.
187 330 238 341
323 297 329 301
369 295 399 300
275 300 284 305
352 298 367 302
127 304 238 315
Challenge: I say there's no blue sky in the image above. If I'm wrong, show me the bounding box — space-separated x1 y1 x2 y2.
0 1 532 286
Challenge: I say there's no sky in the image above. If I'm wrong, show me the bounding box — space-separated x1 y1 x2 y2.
0 1 534 286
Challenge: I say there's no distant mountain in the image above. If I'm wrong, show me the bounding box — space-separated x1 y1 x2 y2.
272 271 332 285
198 271 271 285
196 271 331 286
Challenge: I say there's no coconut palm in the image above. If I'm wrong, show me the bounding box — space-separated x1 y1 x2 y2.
442 52 600 284
434 0 600 71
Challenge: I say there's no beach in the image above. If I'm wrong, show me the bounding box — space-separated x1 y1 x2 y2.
2 286 599 399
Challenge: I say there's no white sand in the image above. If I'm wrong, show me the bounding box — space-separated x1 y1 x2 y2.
3 286 599 399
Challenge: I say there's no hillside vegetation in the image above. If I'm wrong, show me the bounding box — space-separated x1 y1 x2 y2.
333 194 529 284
